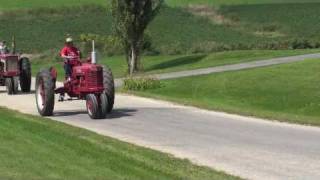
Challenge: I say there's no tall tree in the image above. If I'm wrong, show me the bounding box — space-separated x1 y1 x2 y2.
112 0 163 75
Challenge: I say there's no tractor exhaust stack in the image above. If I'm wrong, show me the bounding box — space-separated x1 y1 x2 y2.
91 40 97 64
12 35 16 54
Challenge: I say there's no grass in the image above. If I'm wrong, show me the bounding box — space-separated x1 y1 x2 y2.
0 107 239 180
125 59 320 126
32 49 320 79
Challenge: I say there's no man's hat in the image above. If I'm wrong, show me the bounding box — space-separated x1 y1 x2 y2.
66 37 73 43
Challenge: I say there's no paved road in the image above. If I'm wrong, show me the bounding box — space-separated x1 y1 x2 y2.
1 80 320 180
115 53 320 87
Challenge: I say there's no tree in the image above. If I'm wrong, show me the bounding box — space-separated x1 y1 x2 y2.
111 0 163 75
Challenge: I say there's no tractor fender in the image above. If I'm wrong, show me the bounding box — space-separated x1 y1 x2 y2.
49 67 57 81
48 67 57 89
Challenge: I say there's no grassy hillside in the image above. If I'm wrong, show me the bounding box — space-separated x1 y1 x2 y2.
0 107 238 180
128 59 320 126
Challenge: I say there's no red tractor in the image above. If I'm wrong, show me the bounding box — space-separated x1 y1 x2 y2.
0 51 31 94
35 41 115 119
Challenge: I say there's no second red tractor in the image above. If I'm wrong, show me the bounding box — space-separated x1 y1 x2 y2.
35 41 115 119
0 52 31 94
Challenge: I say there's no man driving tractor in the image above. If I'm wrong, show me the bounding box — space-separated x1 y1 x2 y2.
60 37 80 81
0 41 9 72
59 37 81 101
0 41 9 54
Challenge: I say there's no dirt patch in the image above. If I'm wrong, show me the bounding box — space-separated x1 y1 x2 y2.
22 54 42 59
254 31 286 38
186 5 235 25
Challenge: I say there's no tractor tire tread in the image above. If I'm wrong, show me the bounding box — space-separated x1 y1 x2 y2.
35 69 55 116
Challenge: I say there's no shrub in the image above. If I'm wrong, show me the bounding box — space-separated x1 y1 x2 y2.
290 39 313 49
123 77 162 91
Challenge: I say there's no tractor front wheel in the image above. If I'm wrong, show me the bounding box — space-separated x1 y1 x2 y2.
35 69 55 116
20 57 32 92
5 78 13 95
13 77 19 94
86 94 100 119
102 66 115 113
99 93 109 119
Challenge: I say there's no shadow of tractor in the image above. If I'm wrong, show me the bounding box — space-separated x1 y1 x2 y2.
54 108 137 120
146 54 207 71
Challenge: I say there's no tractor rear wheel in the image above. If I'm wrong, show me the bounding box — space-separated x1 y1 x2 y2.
6 77 18 95
5 78 13 95
35 69 55 116
99 93 109 119
86 94 100 119
102 66 115 113
20 57 31 92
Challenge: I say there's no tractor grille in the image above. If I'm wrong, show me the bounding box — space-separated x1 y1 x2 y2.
6 57 18 72
87 69 103 87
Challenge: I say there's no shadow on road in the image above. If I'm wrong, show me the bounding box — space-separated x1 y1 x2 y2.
107 108 137 119
16 90 36 95
54 110 88 117
53 108 137 119
0 90 35 95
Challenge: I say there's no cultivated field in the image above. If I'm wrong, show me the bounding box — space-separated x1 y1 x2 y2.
1 2 320 55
